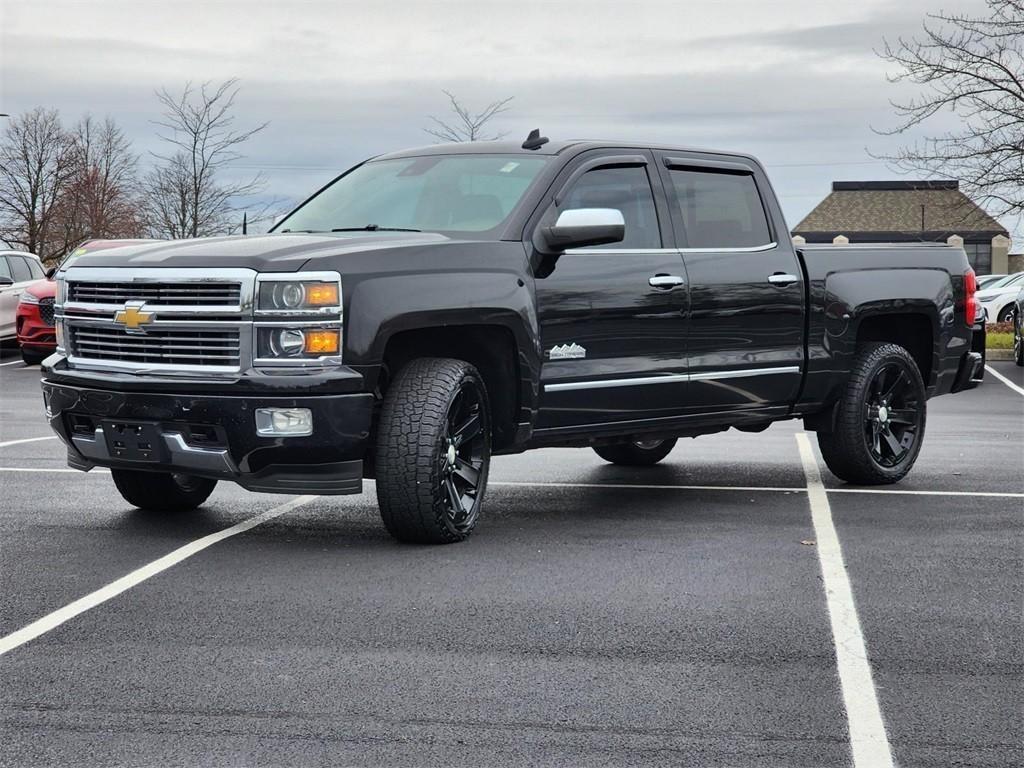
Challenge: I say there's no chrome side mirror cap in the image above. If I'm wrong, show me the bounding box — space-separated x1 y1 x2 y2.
542 208 625 252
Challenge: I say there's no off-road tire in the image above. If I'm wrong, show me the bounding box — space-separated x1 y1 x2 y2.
375 357 491 544
817 342 926 485
593 438 677 466
111 469 217 511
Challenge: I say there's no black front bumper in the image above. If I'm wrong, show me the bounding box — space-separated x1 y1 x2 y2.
41 368 374 495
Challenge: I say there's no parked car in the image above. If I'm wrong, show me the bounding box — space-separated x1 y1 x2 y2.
16 240 158 364
978 271 1024 322
41 136 983 543
976 274 1007 290
1014 287 1023 367
0 250 46 343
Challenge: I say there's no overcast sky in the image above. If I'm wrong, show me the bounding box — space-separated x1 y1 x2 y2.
2 0 1013 236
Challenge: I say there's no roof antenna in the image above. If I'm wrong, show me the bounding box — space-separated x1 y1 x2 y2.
522 129 549 150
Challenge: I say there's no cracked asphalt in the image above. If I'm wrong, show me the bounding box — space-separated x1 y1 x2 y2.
1 348 1021 767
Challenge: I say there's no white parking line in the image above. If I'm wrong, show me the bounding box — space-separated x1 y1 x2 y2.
490 480 804 493
0 359 25 367
0 436 58 449
796 432 893 768
0 494 318 657
985 364 1024 397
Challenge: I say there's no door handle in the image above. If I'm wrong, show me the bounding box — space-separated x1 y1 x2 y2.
768 273 799 286
649 275 686 289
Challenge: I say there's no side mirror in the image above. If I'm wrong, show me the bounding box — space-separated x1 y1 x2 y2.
0 275 13 288
45 267 57 279
541 208 625 253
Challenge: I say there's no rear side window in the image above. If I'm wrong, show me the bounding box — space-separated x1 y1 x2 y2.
668 168 772 249
0 257 11 280
8 256 31 282
562 165 661 249
26 258 44 279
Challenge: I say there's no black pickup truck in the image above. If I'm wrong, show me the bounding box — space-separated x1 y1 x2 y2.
41 135 983 543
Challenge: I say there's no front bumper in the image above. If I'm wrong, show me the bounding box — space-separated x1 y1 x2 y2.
41 367 374 495
16 302 56 352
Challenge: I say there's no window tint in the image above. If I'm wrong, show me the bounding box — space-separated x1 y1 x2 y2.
668 168 772 249
0 257 11 280
8 255 31 282
562 165 661 249
26 258 44 279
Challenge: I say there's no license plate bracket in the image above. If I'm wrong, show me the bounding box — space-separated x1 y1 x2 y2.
101 420 166 463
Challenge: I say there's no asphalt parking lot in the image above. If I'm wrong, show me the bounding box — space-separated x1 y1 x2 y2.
1 349 1021 768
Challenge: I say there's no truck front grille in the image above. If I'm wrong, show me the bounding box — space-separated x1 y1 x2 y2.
70 326 242 367
68 281 242 306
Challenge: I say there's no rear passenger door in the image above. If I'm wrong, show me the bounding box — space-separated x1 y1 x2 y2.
0 254 37 339
655 153 804 415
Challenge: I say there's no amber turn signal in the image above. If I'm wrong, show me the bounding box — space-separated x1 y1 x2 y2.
306 283 340 306
303 329 340 355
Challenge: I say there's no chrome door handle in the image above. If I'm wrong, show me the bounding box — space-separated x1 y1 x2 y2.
768 273 799 286
649 275 686 289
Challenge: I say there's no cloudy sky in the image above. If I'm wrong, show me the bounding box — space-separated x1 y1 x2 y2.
1 0 1011 235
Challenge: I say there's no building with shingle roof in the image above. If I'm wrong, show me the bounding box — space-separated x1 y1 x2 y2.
792 181 1010 275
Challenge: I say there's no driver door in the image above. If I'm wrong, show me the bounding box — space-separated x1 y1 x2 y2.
534 150 690 431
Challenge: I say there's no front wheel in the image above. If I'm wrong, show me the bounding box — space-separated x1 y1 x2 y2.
20 347 47 365
817 343 926 485
111 469 217 511
997 304 1015 323
593 438 677 466
375 357 491 544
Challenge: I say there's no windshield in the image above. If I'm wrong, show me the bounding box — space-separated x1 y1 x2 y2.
275 154 550 237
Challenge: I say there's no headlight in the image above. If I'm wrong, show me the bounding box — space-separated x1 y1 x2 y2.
256 327 341 360
257 278 341 313
19 292 40 305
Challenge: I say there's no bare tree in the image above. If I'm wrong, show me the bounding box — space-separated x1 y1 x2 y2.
875 0 1024 219
0 107 75 259
52 115 143 253
143 78 267 238
425 90 513 142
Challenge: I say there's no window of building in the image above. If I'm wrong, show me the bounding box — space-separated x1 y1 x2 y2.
963 243 992 274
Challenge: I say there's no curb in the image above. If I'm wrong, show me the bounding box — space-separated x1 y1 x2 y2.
985 349 1014 361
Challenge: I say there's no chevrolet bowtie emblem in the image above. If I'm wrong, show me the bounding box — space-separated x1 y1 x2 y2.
114 301 154 332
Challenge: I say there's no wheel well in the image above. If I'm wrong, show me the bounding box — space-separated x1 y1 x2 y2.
856 313 933 385
381 325 521 450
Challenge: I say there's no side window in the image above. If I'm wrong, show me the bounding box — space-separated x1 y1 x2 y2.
0 257 12 280
561 165 661 249
668 168 772 249
8 255 32 282
26 258 45 279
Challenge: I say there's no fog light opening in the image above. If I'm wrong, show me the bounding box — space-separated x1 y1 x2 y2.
255 408 314 437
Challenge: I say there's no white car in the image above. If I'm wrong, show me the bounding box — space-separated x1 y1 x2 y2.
0 250 47 341
978 271 1024 323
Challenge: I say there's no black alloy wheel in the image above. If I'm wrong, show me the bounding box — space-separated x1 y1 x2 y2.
862 363 923 468
439 381 488 534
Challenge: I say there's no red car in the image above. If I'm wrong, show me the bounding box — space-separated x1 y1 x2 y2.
16 240 157 364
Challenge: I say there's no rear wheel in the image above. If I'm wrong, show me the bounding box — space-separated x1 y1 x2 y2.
997 304 1015 323
593 438 677 466
375 357 491 544
111 469 217 511
1014 308 1023 366
817 343 926 485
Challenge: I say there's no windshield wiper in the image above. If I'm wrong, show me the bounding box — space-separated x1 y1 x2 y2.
331 225 422 233
279 229 323 233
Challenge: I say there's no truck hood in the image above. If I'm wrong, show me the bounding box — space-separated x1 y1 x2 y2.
65 232 457 273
